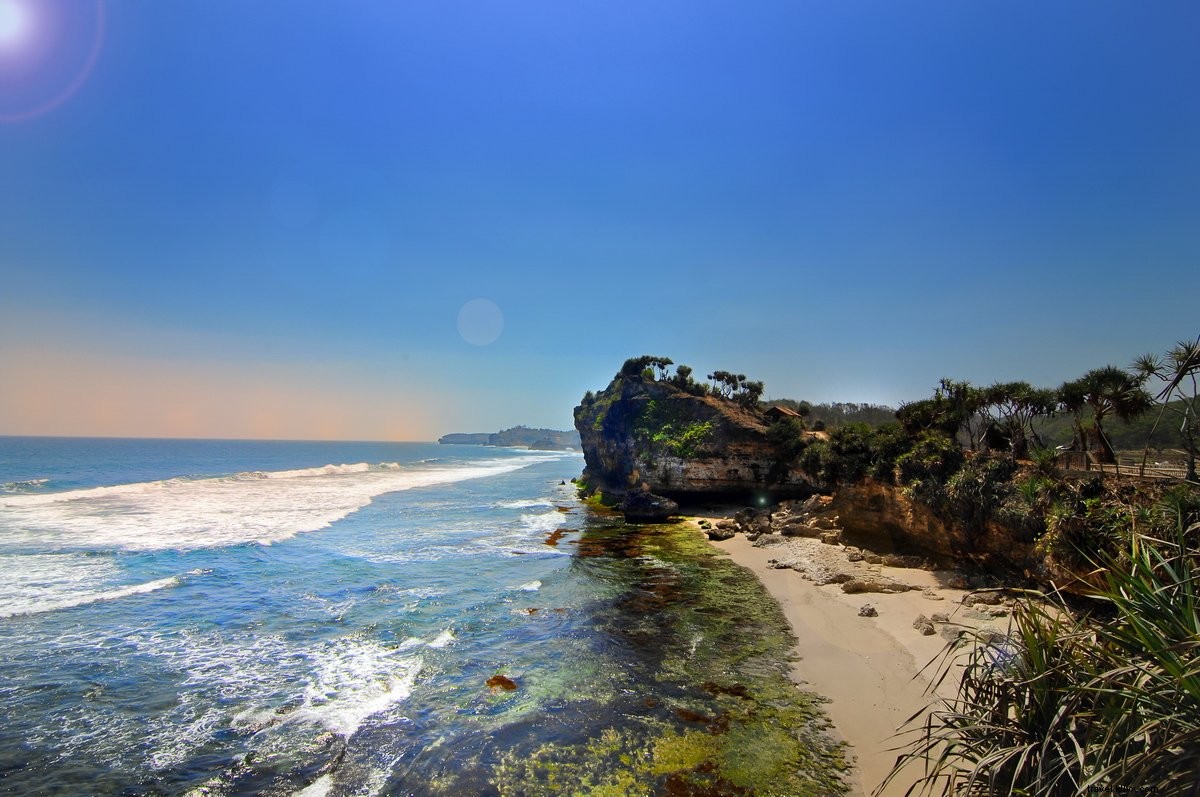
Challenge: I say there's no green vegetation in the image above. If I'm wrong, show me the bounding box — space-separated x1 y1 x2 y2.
1034 398 1193 454
1134 335 1200 481
632 399 715 460
1058 366 1154 465
585 344 1200 797
881 497 1200 796
611 356 767 406
490 519 848 796
766 398 897 429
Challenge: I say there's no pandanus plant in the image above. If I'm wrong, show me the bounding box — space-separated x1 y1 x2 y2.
1133 335 1200 483
879 496 1200 796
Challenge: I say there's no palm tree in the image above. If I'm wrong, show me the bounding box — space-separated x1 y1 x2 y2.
1057 378 1090 468
1133 335 1200 482
984 381 1058 460
1077 366 1153 472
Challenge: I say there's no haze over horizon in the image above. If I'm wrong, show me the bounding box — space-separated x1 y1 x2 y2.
2 1 1197 441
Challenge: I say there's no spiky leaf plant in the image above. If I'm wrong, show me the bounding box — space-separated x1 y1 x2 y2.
880 502 1200 796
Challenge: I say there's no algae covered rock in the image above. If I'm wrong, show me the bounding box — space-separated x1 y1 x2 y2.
620 491 679 523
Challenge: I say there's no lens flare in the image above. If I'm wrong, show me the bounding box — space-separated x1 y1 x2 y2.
0 0 105 123
0 1 29 48
457 299 504 346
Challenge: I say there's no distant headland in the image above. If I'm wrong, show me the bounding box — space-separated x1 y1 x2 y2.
438 425 581 451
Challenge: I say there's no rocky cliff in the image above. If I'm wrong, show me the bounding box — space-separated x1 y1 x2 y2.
830 480 1040 575
573 371 818 502
574 364 1045 577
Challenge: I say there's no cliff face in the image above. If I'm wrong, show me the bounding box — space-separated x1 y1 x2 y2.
831 480 1040 574
573 373 817 501
573 366 1043 577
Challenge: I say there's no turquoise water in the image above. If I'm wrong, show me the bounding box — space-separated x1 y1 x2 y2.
0 437 845 796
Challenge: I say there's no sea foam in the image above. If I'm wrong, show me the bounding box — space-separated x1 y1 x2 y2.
0 455 568 552
0 553 183 618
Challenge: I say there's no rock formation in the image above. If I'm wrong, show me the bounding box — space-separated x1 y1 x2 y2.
573 370 817 506
573 359 1046 578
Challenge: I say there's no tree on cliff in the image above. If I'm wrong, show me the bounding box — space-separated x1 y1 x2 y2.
1133 335 1200 481
1057 377 1090 458
620 355 673 379
1060 366 1153 468
736 379 765 408
983 381 1057 460
897 379 984 443
707 370 746 398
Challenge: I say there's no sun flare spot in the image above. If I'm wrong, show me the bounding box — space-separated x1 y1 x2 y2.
0 0 30 48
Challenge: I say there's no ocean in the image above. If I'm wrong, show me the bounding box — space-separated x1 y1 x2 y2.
0 437 845 796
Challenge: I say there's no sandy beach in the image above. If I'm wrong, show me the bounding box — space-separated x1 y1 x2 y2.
697 524 1004 796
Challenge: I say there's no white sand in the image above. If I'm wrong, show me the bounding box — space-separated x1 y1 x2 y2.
701 528 1001 796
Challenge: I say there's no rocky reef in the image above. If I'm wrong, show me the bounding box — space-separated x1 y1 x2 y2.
573 369 818 509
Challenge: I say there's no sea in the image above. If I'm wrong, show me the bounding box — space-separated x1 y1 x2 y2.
0 437 845 797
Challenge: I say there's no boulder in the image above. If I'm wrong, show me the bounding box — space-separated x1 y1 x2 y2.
940 626 965 643
705 526 736 541
620 491 679 523
820 531 842 545
912 615 936 635
881 554 926 569
780 521 820 538
858 604 878 618
963 591 1004 606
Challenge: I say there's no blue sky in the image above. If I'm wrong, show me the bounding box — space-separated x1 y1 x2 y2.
1 1 1197 440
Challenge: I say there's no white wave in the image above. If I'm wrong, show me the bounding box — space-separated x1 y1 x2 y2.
517 580 542 592
427 628 455 648
294 774 333 797
291 637 422 737
496 499 553 509
1 576 179 618
261 462 372 479
1 477 49 492
127 629 424 774
520 511 567 533
0 455 565 552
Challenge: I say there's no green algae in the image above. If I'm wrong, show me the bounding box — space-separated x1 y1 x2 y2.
490 517 849 796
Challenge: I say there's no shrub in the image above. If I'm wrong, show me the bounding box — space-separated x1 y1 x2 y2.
882 503 1200 796
798 439 830 483
943 452 1017 535
1041 494 1131 570
824 422 879 483
866 423 911 484
896 432 965 508
765 417 807 461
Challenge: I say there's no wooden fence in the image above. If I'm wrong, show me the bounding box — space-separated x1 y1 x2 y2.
1056 450 1192 480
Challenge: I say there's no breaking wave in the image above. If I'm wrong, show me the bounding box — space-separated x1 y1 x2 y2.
0 455 567 552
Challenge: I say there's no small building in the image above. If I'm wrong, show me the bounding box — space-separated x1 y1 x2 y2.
764 405 802 422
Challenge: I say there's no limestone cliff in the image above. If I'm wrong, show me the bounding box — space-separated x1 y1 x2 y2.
573 371 817 501
831 480 1041 575
573 364 1045 578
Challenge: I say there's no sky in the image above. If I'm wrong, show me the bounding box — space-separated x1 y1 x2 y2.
1 1 1197 441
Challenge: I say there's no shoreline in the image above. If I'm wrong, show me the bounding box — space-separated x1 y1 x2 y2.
686 516 998 797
